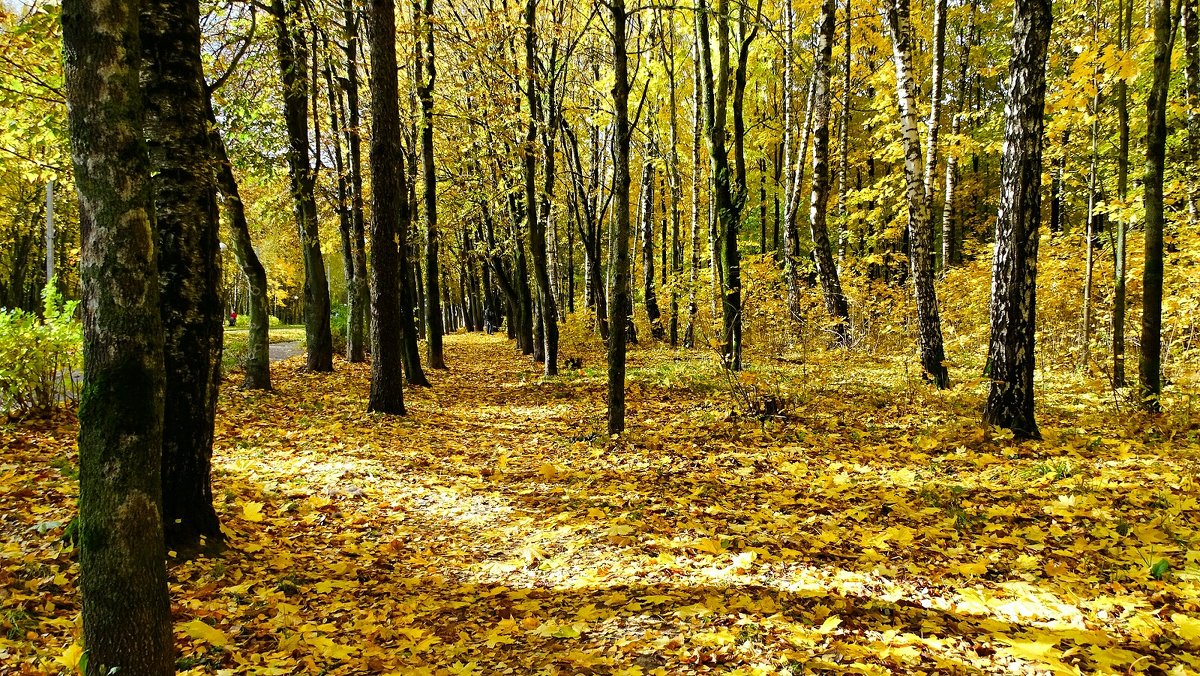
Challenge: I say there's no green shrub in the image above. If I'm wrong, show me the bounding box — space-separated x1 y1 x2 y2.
330 304 348 354
0 282 82 415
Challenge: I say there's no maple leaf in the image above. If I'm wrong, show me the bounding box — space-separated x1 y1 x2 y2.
182 618 229 648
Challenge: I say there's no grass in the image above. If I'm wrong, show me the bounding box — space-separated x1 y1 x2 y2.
222 325 306 369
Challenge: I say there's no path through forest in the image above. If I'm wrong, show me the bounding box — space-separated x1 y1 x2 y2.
3 332 1199 674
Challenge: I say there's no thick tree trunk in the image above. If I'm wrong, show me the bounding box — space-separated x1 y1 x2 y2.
608 0 631 433
416 0 445 369
206 97 271 390
342 0 369 363
884 0 950 388
1140 0 1175 410
366 0 406 414
983 0 1051 439
141 0 224 552
62 0 175 670
272 0 334 372
808 0 850 343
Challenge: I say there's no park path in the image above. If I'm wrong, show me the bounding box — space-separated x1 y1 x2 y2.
268 340 303 362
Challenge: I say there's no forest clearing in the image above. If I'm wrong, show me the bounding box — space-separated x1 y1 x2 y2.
4 327 1200 674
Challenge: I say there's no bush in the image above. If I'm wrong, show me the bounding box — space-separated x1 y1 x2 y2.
0 282 82 416
330 303 348 354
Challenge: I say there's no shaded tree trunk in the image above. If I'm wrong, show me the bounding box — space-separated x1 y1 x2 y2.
1186 0 1200 223
62 0 175 669
416 0 445 369
142 0 224 553
983 0 1051 439
608 0 631 433
366 0 407 414
272 0 334 372
1114 0 1133 387
1140 0 1176 410
342 0 369 363
206 96 271 391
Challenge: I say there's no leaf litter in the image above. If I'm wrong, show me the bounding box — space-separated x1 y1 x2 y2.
1 332 1199 674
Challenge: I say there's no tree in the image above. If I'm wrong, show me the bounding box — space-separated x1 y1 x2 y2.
1185 0 1200 224
639 161 665 339
367 0 407 415
62 0 174 670
983 0 1052 439
141 0 225 553
608 0 631 434
696 0 742 369
526 0 560 374
1139 0 1176 410
883 0 949 388
208 94 271 391
343 0 369 363
272 0 334 372
808 0 850 343
418 0 446 370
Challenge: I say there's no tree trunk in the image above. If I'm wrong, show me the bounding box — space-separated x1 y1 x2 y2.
884 0 950 388
366 0 407 414
526 0 559 375
342 0 369 363
808 0 850 344
1140 0 1176 410
206 97 271 391
924 0 948 210
141 0 224 553
272 0 334 372
983 0 1051 439
416 0 445 369
1186 0 1200 223
608 0 631 433
698 0 744 369
640 162 665 338
941 0 975 270
684 29 703 348
1113 0 1132 387
62 0 175 669
664 22 683 347
836 0 852 265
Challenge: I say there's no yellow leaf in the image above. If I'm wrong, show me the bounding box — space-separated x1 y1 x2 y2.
241 501 265 522
183 618 229 648
55 643 83 672
1172 613 1200 642
818 615 842 634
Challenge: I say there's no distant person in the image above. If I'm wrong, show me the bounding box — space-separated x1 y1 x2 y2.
229 310 237 327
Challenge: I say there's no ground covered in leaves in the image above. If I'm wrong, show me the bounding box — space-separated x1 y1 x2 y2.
2 332 1200 675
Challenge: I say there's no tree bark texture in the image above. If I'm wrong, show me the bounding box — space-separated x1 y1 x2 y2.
62 0 175 670
983 0 1052 439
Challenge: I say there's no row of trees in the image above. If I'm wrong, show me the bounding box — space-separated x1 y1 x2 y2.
55 0 1187 667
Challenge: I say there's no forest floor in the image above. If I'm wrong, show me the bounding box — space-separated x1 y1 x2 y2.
2 332 1200 675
